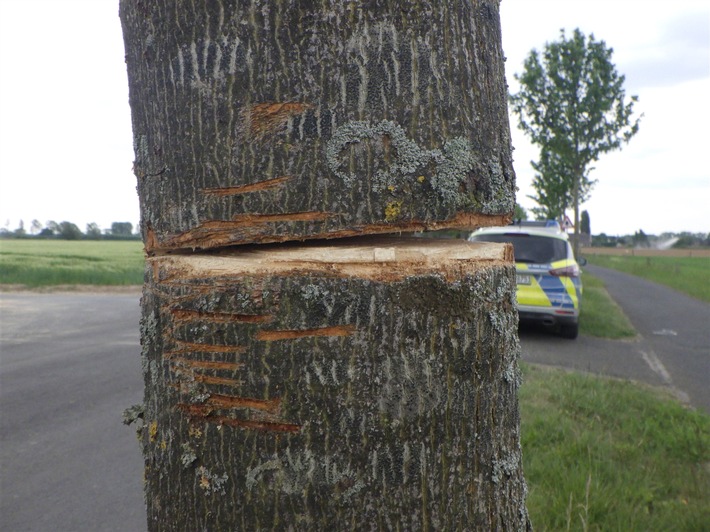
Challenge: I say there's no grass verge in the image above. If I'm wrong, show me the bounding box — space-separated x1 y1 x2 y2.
586 255 710 303
0 240 144 287
520 363 710 531
579 273 636 339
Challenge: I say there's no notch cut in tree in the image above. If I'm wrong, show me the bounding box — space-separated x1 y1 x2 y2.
120 0 515 253
138 237 529 530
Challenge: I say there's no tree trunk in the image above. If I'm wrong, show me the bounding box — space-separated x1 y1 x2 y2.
119 0 515 252
138 237 529 530
573 171 581 259
121 1 530 529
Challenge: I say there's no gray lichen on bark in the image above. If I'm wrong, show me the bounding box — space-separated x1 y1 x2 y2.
325 120 483 210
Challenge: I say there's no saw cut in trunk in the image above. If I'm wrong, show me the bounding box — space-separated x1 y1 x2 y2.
139 236 529 530
120 0 515 252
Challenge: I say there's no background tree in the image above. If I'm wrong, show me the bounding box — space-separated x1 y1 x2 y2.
632 229 650 248
86 223 102 239
580 210 591 235
511 28 640 256
514 203 529 221
110 221 133 237
528 149 573 220
673 232 707 248
527 148 596 222
592 232 614 247
58 221 83 240
46 220 60 235
30 219 42 236
13 220 26 237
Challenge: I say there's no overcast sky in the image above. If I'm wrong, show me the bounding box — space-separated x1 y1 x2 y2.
0 0 708 236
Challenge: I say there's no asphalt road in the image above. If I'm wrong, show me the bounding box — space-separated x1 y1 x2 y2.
521 265 710 414
1 271 708 530
584 264 710 412
0 292 145 532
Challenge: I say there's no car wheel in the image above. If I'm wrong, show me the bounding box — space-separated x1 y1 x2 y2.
559 323 579 340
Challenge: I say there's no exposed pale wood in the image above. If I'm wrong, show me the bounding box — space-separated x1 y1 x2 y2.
152 235 512 282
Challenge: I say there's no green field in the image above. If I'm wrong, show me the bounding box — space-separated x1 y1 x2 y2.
521 364 710 530
586 254 710 303
0 240 144 287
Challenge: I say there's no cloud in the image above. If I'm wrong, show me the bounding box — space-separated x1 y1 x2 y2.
622 9 710 90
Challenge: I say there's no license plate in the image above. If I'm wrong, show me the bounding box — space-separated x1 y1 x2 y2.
516 274 531 285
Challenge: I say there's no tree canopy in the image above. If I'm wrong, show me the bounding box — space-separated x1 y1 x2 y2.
111 221 133 236
527 149 580 220
511 28 640 252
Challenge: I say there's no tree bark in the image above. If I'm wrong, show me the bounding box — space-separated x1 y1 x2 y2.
138 237 529 530
120 0 515 252
121 1 531 529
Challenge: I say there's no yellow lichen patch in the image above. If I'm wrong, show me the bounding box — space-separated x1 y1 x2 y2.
189 425 203 439
149 421 158 442
387 185 396 192
417 175 426 183
449 322 461 337
384 201 402 222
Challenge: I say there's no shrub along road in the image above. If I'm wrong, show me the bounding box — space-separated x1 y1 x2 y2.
1 269 708 530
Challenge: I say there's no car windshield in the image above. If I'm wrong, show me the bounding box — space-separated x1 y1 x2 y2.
470 233 569 264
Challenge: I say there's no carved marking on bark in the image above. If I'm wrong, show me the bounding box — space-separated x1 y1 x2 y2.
170 357 243 371
170 308 274 325
152 212 511 253
246 102 313 139
201 176 292 196
146 224 160 256
169 340 247 355
170 361 243 388
256 324 357 341
178 404 301 434
206 394 282 414
192 374 243 387
159 213 340 250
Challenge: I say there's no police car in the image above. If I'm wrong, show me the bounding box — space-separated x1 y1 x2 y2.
468 221 584 339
